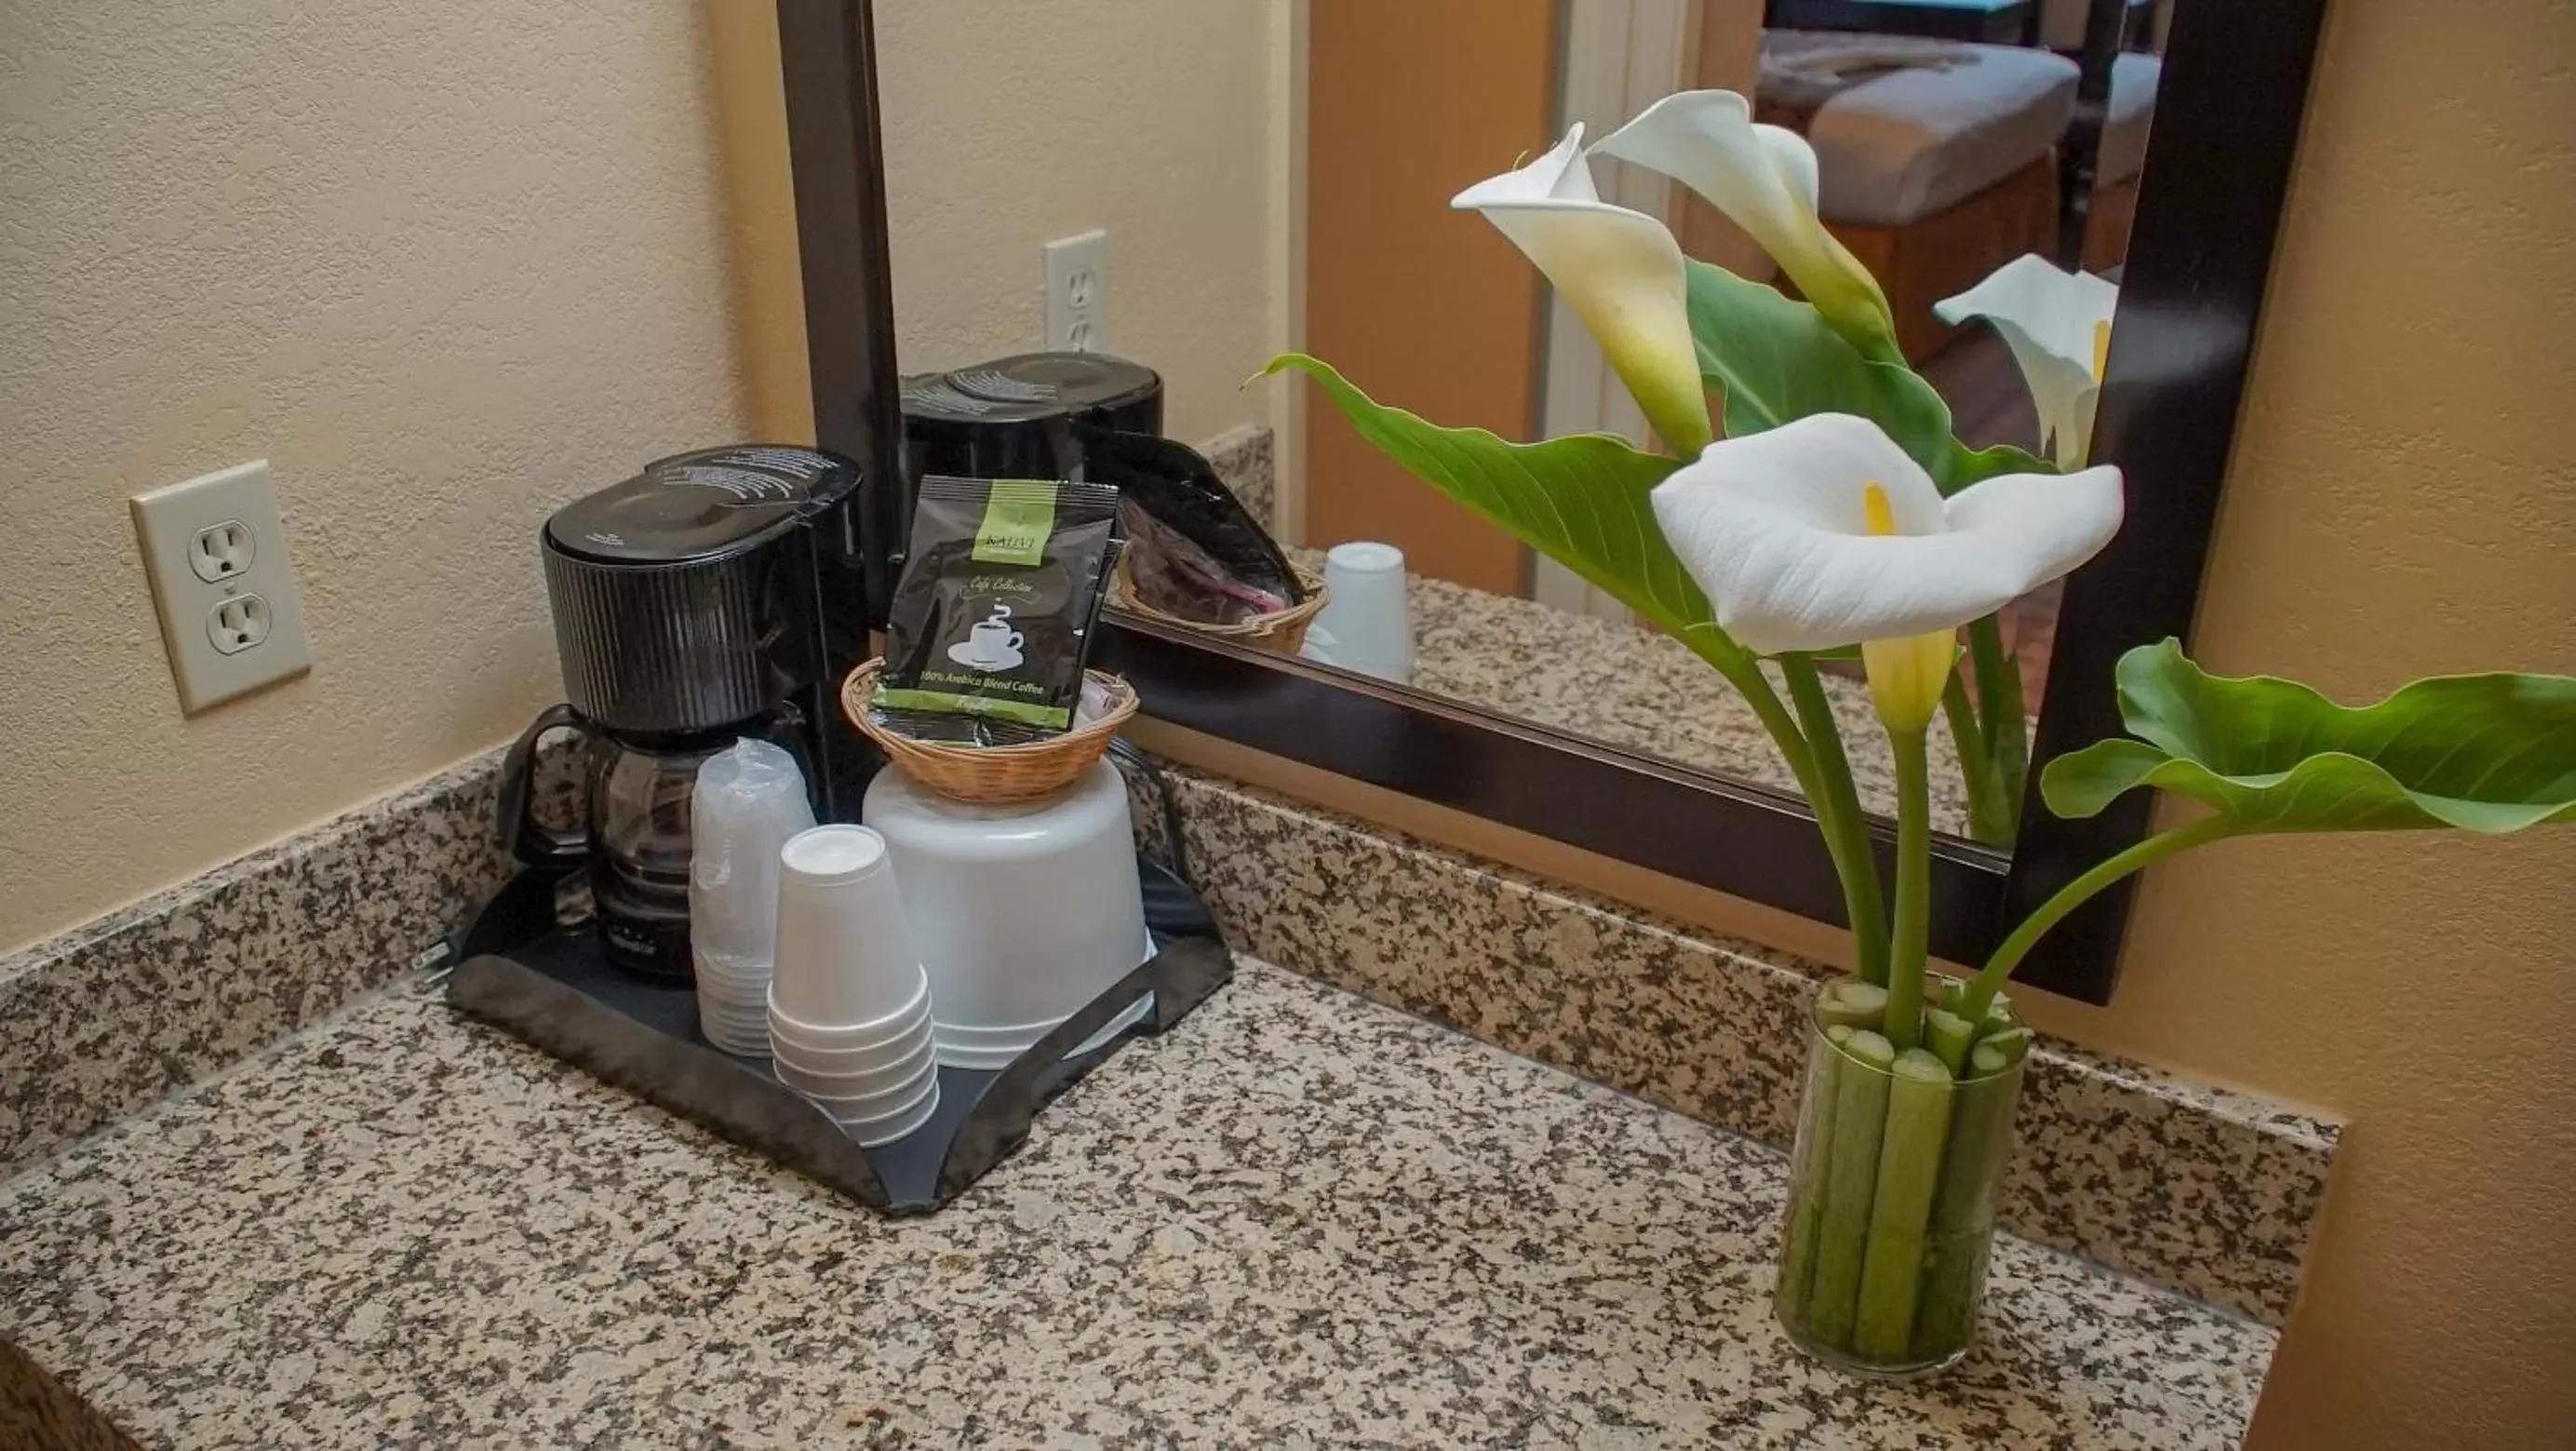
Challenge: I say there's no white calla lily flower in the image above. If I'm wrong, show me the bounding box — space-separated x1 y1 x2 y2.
1650 415 2123 718
1454 125 1711 453
1591 90 1897 358
1936 253 2121 469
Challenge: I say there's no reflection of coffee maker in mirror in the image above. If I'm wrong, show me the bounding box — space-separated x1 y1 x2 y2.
898 351 1163 509
496 446 867 981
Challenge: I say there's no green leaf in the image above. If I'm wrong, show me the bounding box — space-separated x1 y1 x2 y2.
1685 262 2046 493
1947 438 2053 490
1685 261 1942 468
1263 353 1717 640
2042 639 2576 834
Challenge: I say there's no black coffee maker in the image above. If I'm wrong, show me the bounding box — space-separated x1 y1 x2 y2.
897 351 1163 510
498 445 869 982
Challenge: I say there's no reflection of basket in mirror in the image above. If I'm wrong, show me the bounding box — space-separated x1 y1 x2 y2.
840 659 1137 805
1113 559 1329 656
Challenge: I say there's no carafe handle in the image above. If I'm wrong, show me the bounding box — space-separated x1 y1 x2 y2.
497 703 593 872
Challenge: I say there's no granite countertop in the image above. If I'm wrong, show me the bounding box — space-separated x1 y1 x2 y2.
1402 574 1994 840
0 959 2270 1450
1282 547 2006 841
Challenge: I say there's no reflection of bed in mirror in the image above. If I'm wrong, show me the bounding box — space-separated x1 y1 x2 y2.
1753 5 2164 359
1758 28 2077 360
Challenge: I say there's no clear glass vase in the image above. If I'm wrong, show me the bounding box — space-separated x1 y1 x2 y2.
1773 990 2027 1379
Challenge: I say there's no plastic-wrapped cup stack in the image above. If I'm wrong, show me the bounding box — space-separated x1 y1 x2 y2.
767 826 942 1146
688 739 815 1057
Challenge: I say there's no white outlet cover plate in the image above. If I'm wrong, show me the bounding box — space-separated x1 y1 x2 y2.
1044 229 1107 353
131 460 314 713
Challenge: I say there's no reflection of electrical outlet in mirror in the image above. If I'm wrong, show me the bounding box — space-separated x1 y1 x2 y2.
131 460 314 713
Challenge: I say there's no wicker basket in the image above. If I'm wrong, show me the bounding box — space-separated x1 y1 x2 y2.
839 658 1139 805
1112 560 1329 656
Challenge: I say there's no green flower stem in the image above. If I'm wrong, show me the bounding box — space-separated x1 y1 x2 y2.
1883 727 1934 1053
1940 674 2011 846
1683 628 1884 987
1777 1027 1845 1316
1674 639 1880 995
1974 1033 2024 1075
1966 614 2028 840
1974 1026 2033 1067
1679 628 1818 791
1805 1028 1897 1350
1818 977 1890 1032
1925 1008 1977 1076
1782 655 1892 986
1940 980 2014 1037
1911 1041 2023 1359
1854 1048 1958 1361
1961 813 2242 1021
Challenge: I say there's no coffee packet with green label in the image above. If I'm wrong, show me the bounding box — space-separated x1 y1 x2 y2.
871 475 1124 745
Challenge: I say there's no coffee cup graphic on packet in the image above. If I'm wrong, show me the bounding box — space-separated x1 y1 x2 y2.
950 607 1025 670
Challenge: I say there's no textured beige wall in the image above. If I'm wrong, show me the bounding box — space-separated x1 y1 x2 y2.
716 0 1282 453
879 1 1276 452
0 2 749 953
2017 2 2576 1445
2 2 1283 955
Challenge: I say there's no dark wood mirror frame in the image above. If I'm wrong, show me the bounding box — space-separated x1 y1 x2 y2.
774 0 2331 1004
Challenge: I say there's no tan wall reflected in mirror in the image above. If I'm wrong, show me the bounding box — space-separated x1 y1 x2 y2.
1303 0 1557 598
1296 0 2165 843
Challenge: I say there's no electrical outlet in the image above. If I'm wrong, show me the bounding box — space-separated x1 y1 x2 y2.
189 519 255 582
207 594 273 654
131 460 314 713
1044 229 1108 353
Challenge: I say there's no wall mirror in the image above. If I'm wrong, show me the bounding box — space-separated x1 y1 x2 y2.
777 0 2329 1003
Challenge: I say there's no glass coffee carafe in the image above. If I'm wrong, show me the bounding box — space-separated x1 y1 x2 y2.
505 443 870 981
498 703 812 982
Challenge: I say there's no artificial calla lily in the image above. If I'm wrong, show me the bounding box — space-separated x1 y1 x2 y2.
1454 125 1711 453
1592 90 1898 360
1650 410 2123 677
1852 478 1963 732
1935 253 2120 469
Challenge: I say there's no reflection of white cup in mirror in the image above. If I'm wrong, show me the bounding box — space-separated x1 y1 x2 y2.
948 608 1025 671
1306 541 1412 684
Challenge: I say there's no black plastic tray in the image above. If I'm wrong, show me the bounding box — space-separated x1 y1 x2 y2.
441 858 1232 1214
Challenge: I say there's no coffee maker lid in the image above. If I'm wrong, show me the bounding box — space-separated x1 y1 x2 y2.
899 372 1061 423
946 352 1160 415
547 445 857 567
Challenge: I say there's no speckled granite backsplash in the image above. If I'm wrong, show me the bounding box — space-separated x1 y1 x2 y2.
1201 423 1273 531
1130 764 2339 1328
0 752 519 1176
7 735 2333 1325
9 730 2332 1332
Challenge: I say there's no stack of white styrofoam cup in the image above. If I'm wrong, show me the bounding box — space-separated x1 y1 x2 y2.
767 824 941 1146
688 740 815 1057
